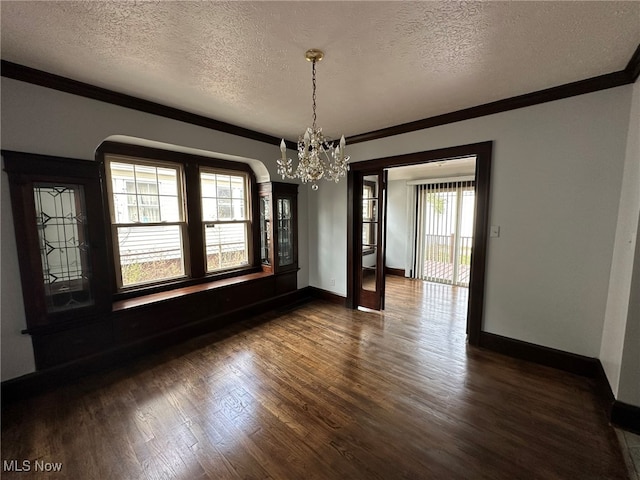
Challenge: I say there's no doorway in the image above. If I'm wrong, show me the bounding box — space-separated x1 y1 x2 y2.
347 142 492 346
413 178 475 287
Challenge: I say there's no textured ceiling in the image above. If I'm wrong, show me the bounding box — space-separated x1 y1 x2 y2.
1 1 639 142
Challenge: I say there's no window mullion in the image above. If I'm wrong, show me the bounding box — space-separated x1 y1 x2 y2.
185 163 206 278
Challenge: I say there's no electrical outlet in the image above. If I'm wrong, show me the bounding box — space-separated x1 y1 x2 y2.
330 279 335 286
490 225 500 238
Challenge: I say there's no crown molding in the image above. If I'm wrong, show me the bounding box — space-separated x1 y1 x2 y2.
625 43 640 82
0 60 297 150
346 71 632 145
3 42 639 149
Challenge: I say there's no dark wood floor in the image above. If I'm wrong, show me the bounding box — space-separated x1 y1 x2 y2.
1 277 627 479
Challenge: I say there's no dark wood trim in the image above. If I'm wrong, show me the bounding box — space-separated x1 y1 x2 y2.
0 60 297 150
350 169 386 311
348 142 493 171
593 360 640 434
348 141 492 346
3 44 638 151
346 171 356 309
626 43 640 82
308 286 347 306
95 141 256 174
611 401 640 434
112 271 272 311
95 141 262 300
1 286 314 405
594 359 616 416
2 150 113 330
479 333 640 434
467 147 491 345
385 267 405 277
478 332 600 377
346 68 635 145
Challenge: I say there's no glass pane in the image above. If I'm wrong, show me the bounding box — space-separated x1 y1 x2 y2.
157 167 178 195
137 195 160 223
217 199 232 220
230 176 245 198
232 199 245 220
34 183 93 312
113 193 134 223
362 175 379 293
110 161 182 224
362 247 377 292
134 164 158 183
117 225 185 286
216 176 231 198
363 199 377 222
110 162 135 185
260 196 270 265
159 195 181 222
277 198 293 266
200 172 217 197
200 171 248 221
205 223 249 272
362 222 377 249
363 178 378 197
201 198 218 221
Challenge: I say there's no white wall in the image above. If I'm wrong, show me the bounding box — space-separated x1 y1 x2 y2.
599 79 640 398
618 209 640 407
386 180 409 271
308 180 346 294
0 78 309 381
310 85 632 358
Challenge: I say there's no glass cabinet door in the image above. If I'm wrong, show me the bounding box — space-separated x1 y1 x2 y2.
277 197 293 267
4 151 110 330
34 183 94 313
260 195 271 266
258 182 298 274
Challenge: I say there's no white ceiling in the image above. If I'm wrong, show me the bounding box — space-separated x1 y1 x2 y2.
1 1 639 142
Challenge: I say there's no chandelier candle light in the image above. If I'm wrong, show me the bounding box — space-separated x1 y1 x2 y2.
277 49 350 190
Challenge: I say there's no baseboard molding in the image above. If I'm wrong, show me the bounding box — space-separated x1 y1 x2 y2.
385 267 406 277
594 359 616 415
308 286 347 306
1 287 313 405
611 401 640 434
479 331 640 434
478 332 599 377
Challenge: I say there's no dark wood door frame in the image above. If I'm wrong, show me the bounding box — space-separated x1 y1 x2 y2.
347 141 492 346
353 170 387 310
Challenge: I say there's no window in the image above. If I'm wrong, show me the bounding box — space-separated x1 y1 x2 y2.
107 158 186 288
102 145 259 294
200 170 251 272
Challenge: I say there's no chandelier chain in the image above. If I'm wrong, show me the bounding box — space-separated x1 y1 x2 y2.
311 60 317 130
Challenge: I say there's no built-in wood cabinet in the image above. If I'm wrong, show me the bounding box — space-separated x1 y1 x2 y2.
259 182 298 274
4 151 301 373
3 151 111 332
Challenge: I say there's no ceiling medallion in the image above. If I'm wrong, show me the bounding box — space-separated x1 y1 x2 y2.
277 49 349 190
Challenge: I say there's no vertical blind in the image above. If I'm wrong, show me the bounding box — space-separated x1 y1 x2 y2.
414 181 475 286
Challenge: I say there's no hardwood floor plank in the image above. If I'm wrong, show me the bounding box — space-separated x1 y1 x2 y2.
1 277 628 479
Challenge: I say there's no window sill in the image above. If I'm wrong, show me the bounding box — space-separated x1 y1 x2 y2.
112 270 272 312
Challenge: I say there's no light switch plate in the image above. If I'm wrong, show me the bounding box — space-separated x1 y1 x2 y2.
490 225 500 238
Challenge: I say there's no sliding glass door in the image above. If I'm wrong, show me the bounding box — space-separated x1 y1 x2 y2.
415 181 475 287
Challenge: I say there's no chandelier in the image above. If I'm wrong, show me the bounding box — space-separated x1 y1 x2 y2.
277 49 350 190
